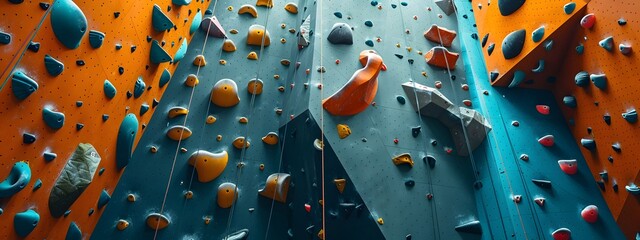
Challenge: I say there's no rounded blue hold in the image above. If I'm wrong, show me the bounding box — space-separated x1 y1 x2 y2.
563 96 577 108
498 0 525 16
575 71 589 87
371 1 378 6
590 74 607 89
576 44 584 55
14 209 39 237
43 108 65 130
159 68 172 88
23 133 36 144
11 71 38 100
44 55 64 76
0 161 32 198
334 12 342 18
0 31 10 45
50 0 88 49
564 2 576 14
401 2 408 6
116 113 139 169
531 26 545 43
103 80 117 99
134 77 146 98
396 95 406 104
364 20 373 27
66 222 82 240
365 39 374 47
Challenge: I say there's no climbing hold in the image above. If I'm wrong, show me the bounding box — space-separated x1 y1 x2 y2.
599 171 609 180
364 20 373 27
425 46 459 69
172 0 191 5
490 71 499 81
88 30 105 49
552 228 571 240
313 139 323 150
256 0 273 7
581 13 596 29
534 197 545 207
590 74 607 89
536 105 550 115
508 70 526 88
23 133 36 144
152 4 174 31
513 195 522 203
284 2 298 13
626 184 640 195
336 124 351 139
581 138 596 150
247 25 270 46
238 4 258 18
232 137 250 149
211 79 240 107
603 114 611 125
193 55 207 66
334 179 346 193
190 10 202 35
411 126 421 137
612 142 621 152
0 161 31 198
150 40 172 63
423 24 457 47
146 213 170 230
50 0 87 49
365 40 374 47
327 23 353 45
532 179 552 188
498 0 526 16
185 74 199 87
558 159 578 175
158 69 172 88
11 71 38 100
116 220 129 231
101 80 117 99
262 132 279 145
392 153 414 167
66 222 81 240
42 108 65 130
44 55 64 77
455 220 482 234
544 39 554 50
14 209 39 237
166 125 192 141
531 59 545 73
200 16 226 38
44 152 57 162
97 189 110 209
217 182 237 208
174 38 188 62
225 229 249 240
487 43 495 56
481 33 489 47
377 218 384 225
115 114 138 169
538 135 555 147
434 0 455 15
619 44 632 55
220 39 236 52
502 29 526 59
575 71 589 86
576 44 584 54
0 31 10 44
563 96 577 108
425 155 436 168
49 143 101 217
396 95 407 105
622 109 638 123
258 173 290 203
599 36 614 51
564 2 576 14
247 79 264 95
405 180 415 187
168 107 188 118
247 51 259 60
531 26 545 43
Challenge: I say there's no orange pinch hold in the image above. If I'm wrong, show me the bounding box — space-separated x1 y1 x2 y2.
423 24 457 47
425 46 459 70
322 50 387 116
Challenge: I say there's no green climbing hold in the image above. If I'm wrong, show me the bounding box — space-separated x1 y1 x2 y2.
364 20 373 27
152 4 174 32
11 71 38 100
45 55 64 76
174 38 188 62
532 26 544 43
150 40 172 64
116 114 138 169
88 30 105 48
43 108 65 130
103 80 116 99
14 209 39 237
365 39 374 47
563 2 576 14
50 0 87 49
159 68 172 87
508 70 526 88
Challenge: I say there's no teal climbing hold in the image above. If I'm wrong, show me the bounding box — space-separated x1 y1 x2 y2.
481 33 489 47
532 26 544 43
140 104 150 116
97 189 110 209
370 1 378 6
49 143 101 217
599 171 608 180
508 70 526 88
455 220 482 234
576 44 584 55
64 210 71 217
33 179 42 191
544 40 553 51
487 43 495 56
364 20 373 27
626 184 640 195
396 95 406 104
619 44 632 55
23 133 36 143
116 113 138 169
88 30 105 49
102 114 109 121
599 36 613 51
590 74 607 89
498 0 526 16
50 0 87 49
104 80 117 99
44 152 57 161
225 229 249 240
76 101 83 107
365 39 374 47
490 71 499 81
532 179 552 188
43 108 65 130
401 2 408 6
0 161 31 198
174 38 188 62
28 42 40 52
563 96 577 108
150 40 172 64
564 2 576 14
328 23 353 45
575 71 589 86
14 209 39 237
532 59 545 73
159 68 172 87
172 0 191 5
66 222 82 240
425 155 436 168
622 109 637 123
581 138 596 150
334 12 342 18
11 71 38 100
45 55 64 76
134 76 145 98
152 4 174 32
0 31 11 44
189 10 202 35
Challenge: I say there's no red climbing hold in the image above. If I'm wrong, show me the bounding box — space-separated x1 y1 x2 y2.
538 135 555 147
393 138 399 144
534 197 545 207
304 203 311 213
536 105 550 115
552 228 571 240
580 13 596 29
558 159 578 175
581 205 598 223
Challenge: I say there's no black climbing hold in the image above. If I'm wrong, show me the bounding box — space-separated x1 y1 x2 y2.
596 180 605 191
205 9 213 15
39 2 50 10
364 20 373 27
44 152 57 161
463 15 468 19
99 168 105 175
391 4 397 8
361 138 367 142
76 123 84 130
498 0 526 16
130 45 137 53
339 203 356 217
618 18 627 26
603 114 611 125
431 140 437 146
471 33 478 40
141 124 147 130
146 36 152 42
118 67 124 75
114 12 120 18
490 71 499 82
455 220 482 234
581 138 596 150
594 102 599 106
28 42 40 52
76 101 83 107
608 156 613 163
76 60 85 66
23 133 36 144
407 59 414 64
396 95 406 104
451 75 456 80
474 181 483 189
161 40 166 47
411 126 421 137
406 234 412 240
328 23 353 45
612 182 618 192
532 179 552 188
481 33 489 47
587 127 592 134
102 114 109 121
334 12 343 18
424 155 435 168
140 104 150 116
395 54 403 59
405 180 415 187
612 143 621 152
0 31 10 45
88 208 94 216
126 91 132 98
152 99 159 108
502 29 526 59
487 43 495 56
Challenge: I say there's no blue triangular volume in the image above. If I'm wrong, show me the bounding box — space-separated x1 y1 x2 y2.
159 68 172 87
11 71 38 100
150 40 172 64
50 0 87 49
152 4 174 32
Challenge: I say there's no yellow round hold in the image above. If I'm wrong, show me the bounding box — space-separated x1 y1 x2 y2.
210 79 240 107
217 182 237 208
184 74 199 87
247 78 264 95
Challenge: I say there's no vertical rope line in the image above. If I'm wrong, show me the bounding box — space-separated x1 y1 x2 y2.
318 0 326 237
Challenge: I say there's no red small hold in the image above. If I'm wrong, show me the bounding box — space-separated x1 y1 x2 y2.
463 100 472 107
512 121 520 127
371 102 376 106
513 195 522 203
290 115 294 120
317 84 322 89
552 228 571 240
581 205 598 223
435 81 442 89
393 138 399 144
445 147 453 154
536 105 550 115
538 135 555 147
335 59 340 64
413 15 418 20
461 84 469 91
290 83 295 89
376 37 382 42
377 5 382 10
580 13 596 29
304 203 311 213
426 193 433 200
305 69 311 74
438 14 443 18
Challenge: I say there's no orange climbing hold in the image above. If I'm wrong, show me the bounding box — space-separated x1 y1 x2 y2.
222 39 237 52
392 153 414 167
167 125 192 140
336 124 352 139
232 137 250 149
238 5 258 18
322 50 387 116
425 46 459 70
334 179 346 193
284 3 298 13
146 213 170 230
247 78 264 95
423 24 457 47
168 107 188 118
188 150 228 183
193 55 207 66
210 79 240 107
116 220 129 231
256 0 274 8
185 74 199 87
247 25 270 46
217 182 237 208
258 173 290 203
261 132 279 145
247 51 258 60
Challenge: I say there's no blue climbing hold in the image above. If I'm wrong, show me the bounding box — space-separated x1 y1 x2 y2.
76 101 83 107
532 59 545 73
11 71 38 100
328 23 353 45
576 44 584 55
544 40 554 51
396 95 406 104
0 31 10 44
174 38 188 62
603 114 611 125
575 71 589 86
599 171 608 180
508 70 526 88
0 162 31 198
365 39 374 47
134 76 145 98
490 71 499 81
622 109 637 123
44 55 64 76
76 123 84 130
44 152 57 161
487 43 495 56
159 68 172 87
532 179 552 188
481 33 489 47
66 222 82 240
152 4 174 32
599 36 614 51
619 44 632 55
627 184 640 195
43 108 65 130
140 104 150 116
564 2 576 14
334 12 342 18
33 179 42 191
172 0 191 5
563 96 577 108
364 20 373 27
150 40 172 64
455 220 482 234
581 138 596 150
23 133 36 144
498 0 526 16
102 114 109 121
97 189 110 209
28 42 40 52
116 113 138 169
401 2 408 6
590 74 607 89
532 26 545 43
412 126 421 137
189 10 202 35
370 1 378 6
14 209 39 237
103 80 117 99
88 30 105 49
50 0 87 49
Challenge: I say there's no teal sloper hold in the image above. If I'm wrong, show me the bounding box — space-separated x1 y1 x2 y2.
599 36 613 51
364 20 373 27
401 2 408 6
43 108 65 130
564 2 576 14
581 138 596 150
116 114 138 169
172 0 191 6
576 44 584 55
159 68 172 87
544 39 554 51
619 44 632 55
33 179 42 191
103 80 117 99
45 55 64 76
189 10 202 35
65 222 82 240
487 43 495 55
575 71 589 86
139 104 149 116
48 143 101 217
508 70 526 88
334 12 342 18
498 0 526 16
50 0 87 49
11 71 38 100
88 30 105 49
14 209 40 237
532 59 545 73
173 38 188 62
0 31 10 44
44 152 57 161
152 4 174 32
365 40 374 47
622 109 637 123
531 26 545 43
590 74 607 89
97 189 110 209
454 220 482 234
563 96 577 108
225 229 249 240
150 40 172 64
0 162 31 198
134 76 146 98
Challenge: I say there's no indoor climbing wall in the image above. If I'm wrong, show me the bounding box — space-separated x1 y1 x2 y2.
552 0 640 238
0 0 209 239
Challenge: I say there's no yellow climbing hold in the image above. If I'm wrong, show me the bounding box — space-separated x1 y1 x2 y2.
206 115 217 124
317 229 324 240
280 59 291 66
204 217 211 225
116 220 129 231
167 125 192 141
185 74 199 87
278 86 285 92
273 74 280 79
219 59 227 65
334 179 346 193
377 217 384 225
233 137 250 149
319 199 323 205
262 132 279 145
336 124 351 139
188 150 228 183
227 6 233 11
127 194 136 202
247 78 264 95
146 213 170 230
216 135 222 141
256 0 273 8
150 146 158 153
193 55 207 66
258 173 291 203
238 4 258 18
210 79 240 107
247 25 270 46
280 23 286 29
168 106 188 118
217 182 237 208
392 153 414 167
247 51 258 60
280 38 286 43
284 2 298 14
230 29 238 34
222 39 237 52
239 117 248 123
184 190 193 199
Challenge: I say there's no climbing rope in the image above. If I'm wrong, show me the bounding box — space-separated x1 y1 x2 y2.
319 0 327 237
